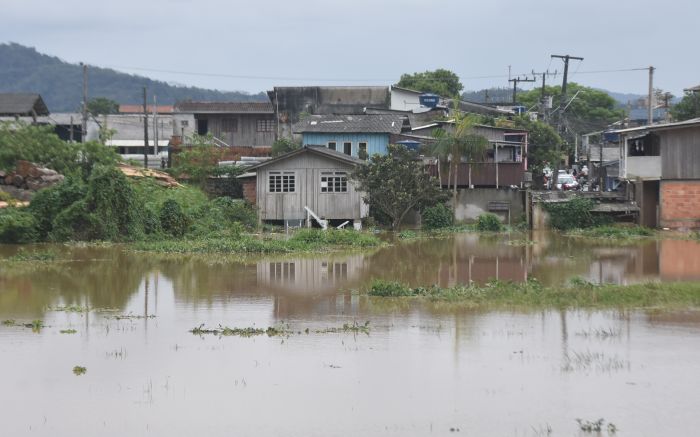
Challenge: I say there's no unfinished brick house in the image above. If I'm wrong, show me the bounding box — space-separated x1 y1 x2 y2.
616 118 700 229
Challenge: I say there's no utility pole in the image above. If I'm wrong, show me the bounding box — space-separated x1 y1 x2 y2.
508 76 536 104
648 66 655 126
143 87 149 169
81 63 88 142
153 95 158 158
532 69 557 121
551 54 584 124
550 54 583 189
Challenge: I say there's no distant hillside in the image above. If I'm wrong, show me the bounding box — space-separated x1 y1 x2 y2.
0 43 267 112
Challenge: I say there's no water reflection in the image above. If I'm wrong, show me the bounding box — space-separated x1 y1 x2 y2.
2 234 700 316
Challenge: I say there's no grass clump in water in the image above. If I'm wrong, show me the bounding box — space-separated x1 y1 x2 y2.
570 225 655 239
72 366 87 376
60 329 77 334
134 228 382 254
368 279 700 308
190 324 290 337
8 248 58 262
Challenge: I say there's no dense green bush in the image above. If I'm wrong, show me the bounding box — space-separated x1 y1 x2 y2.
159 199 190 237
476 213 504 232
422 203 453 229
0 207 37 243
543 197 609 230
50 166 145 241
28 178 87 239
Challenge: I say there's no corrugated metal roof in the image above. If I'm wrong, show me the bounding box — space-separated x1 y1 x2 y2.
0 93 49 116
100 114 174 141
293 114 405 134
174 101 273 114
610 117 700 134
684 84 700 92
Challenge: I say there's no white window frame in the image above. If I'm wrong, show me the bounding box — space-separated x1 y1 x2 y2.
327 141 337 151
320 171 348 193
358 141 368 158
269 171 296 193
343 142 352 155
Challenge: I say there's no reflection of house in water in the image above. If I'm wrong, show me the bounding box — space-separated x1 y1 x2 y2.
257 254 367 294
258 255 369 319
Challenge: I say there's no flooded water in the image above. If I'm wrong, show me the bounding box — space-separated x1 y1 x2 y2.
2 233 700 436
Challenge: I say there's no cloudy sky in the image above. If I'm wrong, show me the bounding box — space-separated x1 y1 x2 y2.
1 0 696 96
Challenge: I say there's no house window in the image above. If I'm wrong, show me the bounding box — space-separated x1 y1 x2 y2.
269 171 295 193
321 171 348 193
221 118 238 133
180 120 189 127
358 142 367 158
343 142 352 155
257 119 274 132
328 141 337 151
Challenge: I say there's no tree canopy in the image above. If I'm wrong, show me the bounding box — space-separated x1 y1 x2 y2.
517 82 623 134
87 97 119 115
352 144 445 230
397 69 463 97
509 116 565 186
670 91 700 122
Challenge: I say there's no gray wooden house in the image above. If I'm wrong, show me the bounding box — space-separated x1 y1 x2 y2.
173 101 275 147
244 146 368 228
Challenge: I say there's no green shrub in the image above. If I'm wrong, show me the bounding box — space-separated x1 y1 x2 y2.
543 197 609 230
476 213 504 232
159 199 190 237
0 207 38 243
398 230 417 239
50 166 145 241
369 280 415 297
422 203 453 229
28 178 87 239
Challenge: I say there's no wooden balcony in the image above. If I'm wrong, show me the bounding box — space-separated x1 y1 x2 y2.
427 162 525 187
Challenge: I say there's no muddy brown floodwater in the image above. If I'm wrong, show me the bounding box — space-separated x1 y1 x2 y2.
1 232 700 436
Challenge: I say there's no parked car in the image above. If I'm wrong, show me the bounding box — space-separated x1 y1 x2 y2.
556 173 579 190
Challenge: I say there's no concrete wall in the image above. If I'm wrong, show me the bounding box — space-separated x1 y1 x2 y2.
660 180 700 229
623 156 661 179
453 188 524 223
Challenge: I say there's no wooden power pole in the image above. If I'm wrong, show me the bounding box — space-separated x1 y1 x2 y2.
648 66 655 125
143 87 149 169
81 63 88 142
508 76 536 104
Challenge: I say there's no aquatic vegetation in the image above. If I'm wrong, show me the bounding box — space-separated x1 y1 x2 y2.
367 279 700 308
133 229 382 254
569 225 655 240
8 248 57 262
576 418 617 434
109 314 156 320
49 305 88 313
190 324 290 337
25 320 44 332
397 230 417 240
476 213 504 232
2 319 16 326
562 351 629 373
506 239 535 246
59 329 77 334
72 366 87 376
575 327 620 339
315 321 370 335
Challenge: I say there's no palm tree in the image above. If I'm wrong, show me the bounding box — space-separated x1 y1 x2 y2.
432 113 489 208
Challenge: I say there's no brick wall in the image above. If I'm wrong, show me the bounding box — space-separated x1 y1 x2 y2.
660 180 700 229
241 177 256 205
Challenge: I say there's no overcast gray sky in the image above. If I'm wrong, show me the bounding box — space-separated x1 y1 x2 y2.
1 0 696 96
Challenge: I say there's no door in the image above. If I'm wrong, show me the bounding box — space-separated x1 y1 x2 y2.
197 118 208 135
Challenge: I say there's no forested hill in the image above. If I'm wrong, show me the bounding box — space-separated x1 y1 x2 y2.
0 43 267 112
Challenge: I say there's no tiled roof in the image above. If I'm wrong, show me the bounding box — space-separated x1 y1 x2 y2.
0 93 49 116
174 101 274 114
119 104 174 114
293 114 405 134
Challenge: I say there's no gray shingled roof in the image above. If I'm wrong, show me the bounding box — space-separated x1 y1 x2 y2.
0 93 49 116
174 101 273 114
293 114 405 134
246 145 362 171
